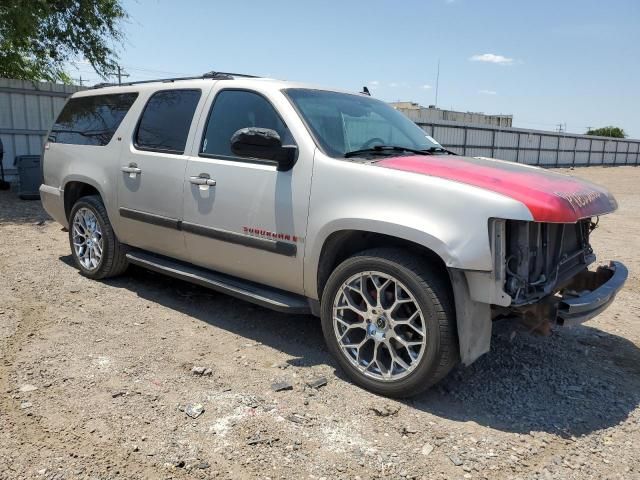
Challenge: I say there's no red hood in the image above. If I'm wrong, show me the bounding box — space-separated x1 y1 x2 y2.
376 155 617 223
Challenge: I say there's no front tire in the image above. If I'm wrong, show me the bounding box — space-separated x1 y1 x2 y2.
68 195 128 279
320 248 459 398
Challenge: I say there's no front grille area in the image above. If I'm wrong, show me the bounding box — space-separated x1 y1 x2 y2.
504 219 596 306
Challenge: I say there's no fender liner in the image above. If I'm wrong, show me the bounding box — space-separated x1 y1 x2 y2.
449 268 492 365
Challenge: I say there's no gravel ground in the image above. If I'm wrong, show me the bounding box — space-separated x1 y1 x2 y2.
1 166 639 480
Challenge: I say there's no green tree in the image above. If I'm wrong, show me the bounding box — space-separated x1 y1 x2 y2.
586 126 627 138
0 0 127 83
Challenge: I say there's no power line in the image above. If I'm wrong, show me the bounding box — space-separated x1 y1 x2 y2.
116 65 130 85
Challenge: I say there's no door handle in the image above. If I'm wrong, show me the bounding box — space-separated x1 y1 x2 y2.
122 164 142 174
189 175 216 186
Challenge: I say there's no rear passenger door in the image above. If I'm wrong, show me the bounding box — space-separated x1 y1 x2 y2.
117 88 204 260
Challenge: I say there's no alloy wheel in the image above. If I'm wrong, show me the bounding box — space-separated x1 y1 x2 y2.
72 207 103 271
332 271 427 381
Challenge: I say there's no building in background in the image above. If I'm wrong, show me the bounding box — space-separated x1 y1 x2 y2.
391 101 513 128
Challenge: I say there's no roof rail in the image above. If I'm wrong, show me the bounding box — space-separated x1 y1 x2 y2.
90 71 261 89
202 71 261 79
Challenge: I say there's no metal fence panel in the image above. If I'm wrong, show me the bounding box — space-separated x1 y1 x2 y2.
415 119 640 167
0 78 83 180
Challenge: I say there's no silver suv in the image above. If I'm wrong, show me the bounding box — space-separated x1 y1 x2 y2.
40 71 627 397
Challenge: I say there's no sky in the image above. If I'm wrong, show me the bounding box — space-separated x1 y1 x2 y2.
71 0 640 137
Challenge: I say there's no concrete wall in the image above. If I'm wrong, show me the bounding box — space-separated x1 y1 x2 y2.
0 78 83 181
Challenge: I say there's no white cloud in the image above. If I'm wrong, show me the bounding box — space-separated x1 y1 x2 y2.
479 89 497 95
470 53 514 65
369 80 379 86
389 82 399 88
421 84 432 89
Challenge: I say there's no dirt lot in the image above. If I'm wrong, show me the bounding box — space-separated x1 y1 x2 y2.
1 166 639 480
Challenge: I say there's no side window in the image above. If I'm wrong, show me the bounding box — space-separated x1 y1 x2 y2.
135 89 201 154
49 93 138 146
200 90 294 159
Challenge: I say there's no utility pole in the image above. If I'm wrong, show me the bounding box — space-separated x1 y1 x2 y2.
434 59 440 108
116 65 130 85
72 76 84 86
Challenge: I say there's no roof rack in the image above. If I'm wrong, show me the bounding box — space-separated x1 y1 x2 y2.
90 71 261 89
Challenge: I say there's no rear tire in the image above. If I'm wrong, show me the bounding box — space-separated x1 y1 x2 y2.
68 195 128 279
320 248 459 398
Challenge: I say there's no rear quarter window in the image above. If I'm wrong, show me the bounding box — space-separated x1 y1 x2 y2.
49 93 138 146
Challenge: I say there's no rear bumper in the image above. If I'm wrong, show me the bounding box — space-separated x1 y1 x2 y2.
39 184 68 228
557 261 628 326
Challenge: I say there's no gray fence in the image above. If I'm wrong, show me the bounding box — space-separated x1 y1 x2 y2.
0 79 83 181
417 119 640 166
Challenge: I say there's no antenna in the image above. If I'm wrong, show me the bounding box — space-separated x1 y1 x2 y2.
360 86 371 96
434 59 440 108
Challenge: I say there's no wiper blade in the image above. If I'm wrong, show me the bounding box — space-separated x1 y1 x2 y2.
344 145 432 158
423 146 457 155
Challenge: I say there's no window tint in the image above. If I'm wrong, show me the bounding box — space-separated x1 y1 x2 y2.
135 89 201 154
201 90 294 159
49 93 138 146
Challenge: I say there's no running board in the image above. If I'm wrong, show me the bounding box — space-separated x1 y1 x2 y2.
125 250 311 314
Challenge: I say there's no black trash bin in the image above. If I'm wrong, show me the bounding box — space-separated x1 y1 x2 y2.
14 155 42 200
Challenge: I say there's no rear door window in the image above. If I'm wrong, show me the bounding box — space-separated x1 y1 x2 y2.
134 89 201 154
49 93 138 146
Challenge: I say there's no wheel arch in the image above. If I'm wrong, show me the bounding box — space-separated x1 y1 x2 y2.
313 228 451 302
63 176 106 221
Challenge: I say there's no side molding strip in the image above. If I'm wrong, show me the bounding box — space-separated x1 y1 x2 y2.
119 207 180 230
118 208 296 257
181 221 297 257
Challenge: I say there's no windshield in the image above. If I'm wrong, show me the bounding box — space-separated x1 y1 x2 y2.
284 88 442 158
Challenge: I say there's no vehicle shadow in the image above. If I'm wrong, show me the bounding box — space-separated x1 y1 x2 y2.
0 190 49 224
99 264 331 369
76 259 639 438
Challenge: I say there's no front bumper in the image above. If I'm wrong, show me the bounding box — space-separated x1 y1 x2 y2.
557 261 628 326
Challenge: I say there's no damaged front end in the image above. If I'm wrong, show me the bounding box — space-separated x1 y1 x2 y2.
492 218 628 331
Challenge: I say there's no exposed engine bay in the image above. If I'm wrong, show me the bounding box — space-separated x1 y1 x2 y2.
489 217 626 331
504 218 597 306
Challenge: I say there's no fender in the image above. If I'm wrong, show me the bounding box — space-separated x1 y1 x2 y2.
303 153 534 300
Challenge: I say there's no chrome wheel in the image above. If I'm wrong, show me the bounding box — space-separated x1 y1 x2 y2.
332 271 427 381
72 207 103 271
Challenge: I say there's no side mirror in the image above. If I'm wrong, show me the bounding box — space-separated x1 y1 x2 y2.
230 127 298 171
